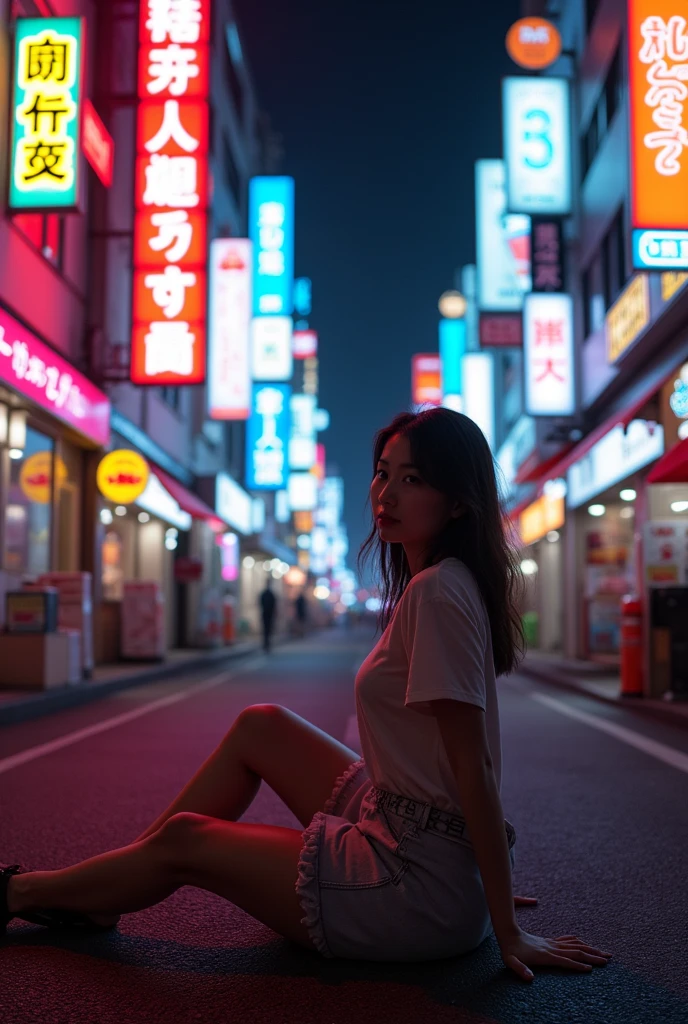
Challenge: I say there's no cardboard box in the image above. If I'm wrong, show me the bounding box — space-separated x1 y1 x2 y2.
0 632 75 689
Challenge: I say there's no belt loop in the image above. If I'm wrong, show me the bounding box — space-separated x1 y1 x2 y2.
418 803 431 830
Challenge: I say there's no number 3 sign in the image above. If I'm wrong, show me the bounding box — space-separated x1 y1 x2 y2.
502 77 572 216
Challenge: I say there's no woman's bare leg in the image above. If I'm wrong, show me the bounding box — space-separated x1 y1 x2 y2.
132 708 261 843
131 704 359 843
7 813 316 950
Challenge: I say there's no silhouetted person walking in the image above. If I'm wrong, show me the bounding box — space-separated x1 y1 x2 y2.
294 592 307 638
259 578 277 652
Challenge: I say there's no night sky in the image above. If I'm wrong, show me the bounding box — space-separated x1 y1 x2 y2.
235 0 521 574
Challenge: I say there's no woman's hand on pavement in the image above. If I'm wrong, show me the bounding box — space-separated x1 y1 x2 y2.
514 894 538 907
499 928 613 982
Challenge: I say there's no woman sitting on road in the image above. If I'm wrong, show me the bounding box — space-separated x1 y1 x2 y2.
1 408 612 981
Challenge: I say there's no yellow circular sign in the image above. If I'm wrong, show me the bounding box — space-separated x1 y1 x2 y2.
506 17 562 70
19 452 68 504
97 450 149 504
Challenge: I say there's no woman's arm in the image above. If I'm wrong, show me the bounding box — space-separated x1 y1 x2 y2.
431 698 520 947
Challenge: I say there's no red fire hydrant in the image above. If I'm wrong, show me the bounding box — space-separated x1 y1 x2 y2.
620 594 643 698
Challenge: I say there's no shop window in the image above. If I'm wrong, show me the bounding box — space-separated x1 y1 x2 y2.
605 47 623 129
604 207 627 307
3 427 54 577
580 45 622 183
585 0 602 31
11 212 64 270
582 253 606 338
56 441 83 571
224 33 245 125
160 386 181 412
12 213 43 250
102 528 124 600
222 129 242 209
44 214 62 265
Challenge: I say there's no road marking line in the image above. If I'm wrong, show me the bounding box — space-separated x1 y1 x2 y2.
0 667 246 777
531 693 688 775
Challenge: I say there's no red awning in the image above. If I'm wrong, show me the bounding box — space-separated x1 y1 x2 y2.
153 467 226 532
533 374 669 495
514 445 574 486
647 438 688 484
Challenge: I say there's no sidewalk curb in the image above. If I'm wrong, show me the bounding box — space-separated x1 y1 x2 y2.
0 644 261 728
519 661 688 733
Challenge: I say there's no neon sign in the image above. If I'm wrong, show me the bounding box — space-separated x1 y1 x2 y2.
9 17 84 210
246 384 291 490
629 3 688 267
0 308 110 446
131 0 210 385
208 239 251 419
249 177 295 316
503 77 571 215
523 292 575 416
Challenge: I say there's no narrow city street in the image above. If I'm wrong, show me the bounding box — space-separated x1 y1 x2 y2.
2 627 687 1024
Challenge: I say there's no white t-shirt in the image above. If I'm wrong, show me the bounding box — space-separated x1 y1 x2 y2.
355 558 503 815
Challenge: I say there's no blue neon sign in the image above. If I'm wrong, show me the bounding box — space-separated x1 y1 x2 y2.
293 277 312 317
249 176 295 316
633 229 688 271
246 383 291 490
439 319 466 396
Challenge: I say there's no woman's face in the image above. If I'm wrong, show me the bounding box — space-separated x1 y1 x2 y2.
370 432 457 549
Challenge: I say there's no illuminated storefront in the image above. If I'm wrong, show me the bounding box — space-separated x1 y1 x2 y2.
517 489 566 651
0 306 110 585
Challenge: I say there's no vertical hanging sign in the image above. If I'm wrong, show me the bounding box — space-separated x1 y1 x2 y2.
131 0 210 385
208 239 252 419
629 2 688 269
9 17 85 210
249 176 295 316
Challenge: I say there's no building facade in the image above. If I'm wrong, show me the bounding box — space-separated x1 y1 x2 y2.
494 0 688 698
0 0 298 678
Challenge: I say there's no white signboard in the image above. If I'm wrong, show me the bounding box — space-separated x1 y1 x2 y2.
251 316 293 381
567 420 665 508
208 239 252 419
475 159 531 311
136 474 192 531
462 352 495 450
503 77 572 215
215 472 253 534
288 472 318 511
289 393 317 470
644 521 688 587
275 489 290 523
524 292 575 416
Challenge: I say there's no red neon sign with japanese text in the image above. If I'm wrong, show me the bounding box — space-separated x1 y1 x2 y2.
131 0 210 385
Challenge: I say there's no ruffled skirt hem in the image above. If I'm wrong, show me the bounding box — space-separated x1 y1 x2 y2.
294 811 334 958
322 757 366 817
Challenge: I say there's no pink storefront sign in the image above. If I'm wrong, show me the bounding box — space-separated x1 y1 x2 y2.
0 308 110 447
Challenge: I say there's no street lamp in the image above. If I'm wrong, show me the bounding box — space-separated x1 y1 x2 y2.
438 290 467 319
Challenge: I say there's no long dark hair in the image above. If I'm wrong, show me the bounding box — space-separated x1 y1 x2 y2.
358 408 524 676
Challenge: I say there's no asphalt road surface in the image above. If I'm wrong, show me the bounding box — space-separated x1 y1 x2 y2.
2 626 687 1024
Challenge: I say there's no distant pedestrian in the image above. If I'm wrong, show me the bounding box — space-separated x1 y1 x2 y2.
259 577 277 652
294 592 307 637
1 408 612 981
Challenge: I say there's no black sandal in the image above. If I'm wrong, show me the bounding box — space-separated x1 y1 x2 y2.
1 864 24 933
1 864 117 933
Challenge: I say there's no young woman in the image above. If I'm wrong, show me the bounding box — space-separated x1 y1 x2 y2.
1 408 612 981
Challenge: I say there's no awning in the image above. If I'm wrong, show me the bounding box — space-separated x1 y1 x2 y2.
647 438 688 484
514 445 573 486
533 372 669 495
153 466 226 532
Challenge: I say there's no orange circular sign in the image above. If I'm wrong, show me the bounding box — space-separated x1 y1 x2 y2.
97 450 149 504
506 17 562 70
